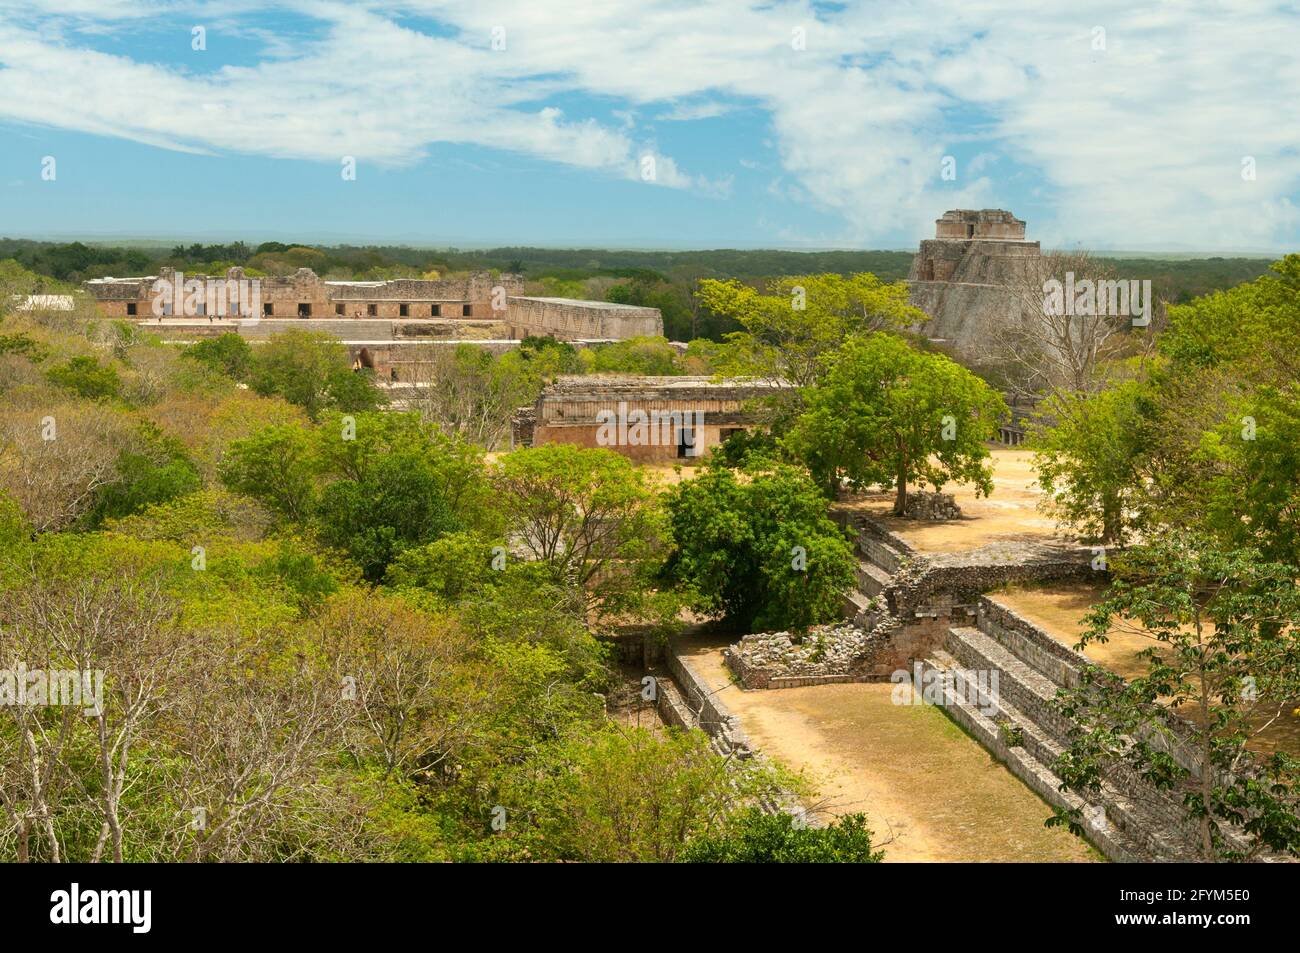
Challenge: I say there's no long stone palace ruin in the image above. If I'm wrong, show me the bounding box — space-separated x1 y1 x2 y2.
85 267 663 382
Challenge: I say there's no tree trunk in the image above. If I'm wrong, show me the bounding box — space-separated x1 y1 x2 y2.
893 457 908 516
1102 493 1121 544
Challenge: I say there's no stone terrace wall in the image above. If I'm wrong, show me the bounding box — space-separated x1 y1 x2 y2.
895 542 1097 618
661 646 752 759
970 593 1293 860
657 643 812 821
507 296 663 340
978 595 1204 778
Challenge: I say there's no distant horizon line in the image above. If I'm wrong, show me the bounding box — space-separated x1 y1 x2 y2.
0 232 1288 260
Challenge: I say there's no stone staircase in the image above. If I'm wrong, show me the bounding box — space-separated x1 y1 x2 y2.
855 558 892 599
817 508 1290 861
921 605 1203 861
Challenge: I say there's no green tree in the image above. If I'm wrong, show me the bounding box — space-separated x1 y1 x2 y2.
607 276 695 341
185 332 253 381
786 334 1006 512
45 355 122 401
1051 534 1300 861
1213 385 1300 561
681 808 884 863
89 438 201 527
254 539 339 614
1157 254 1300 383
579 336 681 376
1028 257 1300 557
313 412 497 533
217 423 318 522
696 272 923 389
247 329 383 420
406 343 544 448
661 460 855 631
493 444 665 617
315 449 461 581
1030 378 1150 544
384 531 504 601
532 727 784 863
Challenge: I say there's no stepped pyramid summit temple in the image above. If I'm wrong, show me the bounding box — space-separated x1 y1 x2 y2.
907 209 1042 361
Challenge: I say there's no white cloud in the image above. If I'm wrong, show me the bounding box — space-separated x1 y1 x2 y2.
0 0 1297 248
656 101 731 121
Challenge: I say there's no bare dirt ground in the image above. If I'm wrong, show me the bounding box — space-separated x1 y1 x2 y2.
840 447 1062 554
674 634 1097 863
640 462 701 488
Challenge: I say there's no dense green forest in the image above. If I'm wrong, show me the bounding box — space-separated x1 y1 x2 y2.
0 237 1276 342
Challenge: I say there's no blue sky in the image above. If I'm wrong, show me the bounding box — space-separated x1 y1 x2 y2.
2 1 1298 252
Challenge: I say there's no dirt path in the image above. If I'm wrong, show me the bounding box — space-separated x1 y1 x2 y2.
676 637 1097 863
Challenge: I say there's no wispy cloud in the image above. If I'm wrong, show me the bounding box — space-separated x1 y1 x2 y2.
0 0 1297 248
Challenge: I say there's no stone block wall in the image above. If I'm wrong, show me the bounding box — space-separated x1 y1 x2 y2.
903 490 961 521
507 296 663 340
87 268 520 321
662 647 752 758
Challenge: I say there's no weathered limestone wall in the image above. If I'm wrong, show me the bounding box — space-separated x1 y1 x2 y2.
352 339 521 381
154 318 512 341
530 422 735 462
913 654 1146 862
910 239 1041 284
507 296 662 340
87 268 521 320
942 599 1260 860
518 376 779 461
661 648 753 758
724 623 883 689
823 508 1097 679
933 208 1027 241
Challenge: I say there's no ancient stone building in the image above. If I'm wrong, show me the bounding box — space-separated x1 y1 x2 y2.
907 209 1041 360
84 267 666 383
512 375 785 462
507 296 663 340
85 267 521 321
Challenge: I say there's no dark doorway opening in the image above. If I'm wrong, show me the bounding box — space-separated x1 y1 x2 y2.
677 425 696 459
